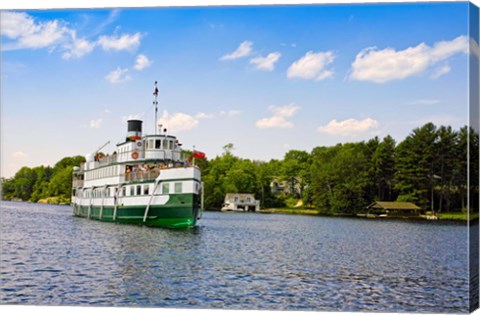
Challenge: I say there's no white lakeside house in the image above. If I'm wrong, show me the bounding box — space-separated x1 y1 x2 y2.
221 193 260 212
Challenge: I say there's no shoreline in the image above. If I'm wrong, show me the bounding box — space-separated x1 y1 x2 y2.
3 199 478 222
257 207 478 222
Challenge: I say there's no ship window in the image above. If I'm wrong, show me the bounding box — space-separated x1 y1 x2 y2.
122 187 126 196
130 186 135 196
145 141 149 149
144 185 149 195
149 139 154 149
175 182 182 193
137 185 142 195
162 183 169 194
155 140 161 149
169 140 174 150
163 139 168 149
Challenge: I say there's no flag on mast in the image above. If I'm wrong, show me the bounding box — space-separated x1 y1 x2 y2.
192 150 206 159
153 81 159 96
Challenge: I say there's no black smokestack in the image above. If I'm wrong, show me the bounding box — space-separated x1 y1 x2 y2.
127 120 142 140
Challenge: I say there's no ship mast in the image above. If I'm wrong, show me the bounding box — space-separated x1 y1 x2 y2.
153 81 159 135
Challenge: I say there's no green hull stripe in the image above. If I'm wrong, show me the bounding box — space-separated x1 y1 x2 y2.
72 193 200 228
73 205 199 228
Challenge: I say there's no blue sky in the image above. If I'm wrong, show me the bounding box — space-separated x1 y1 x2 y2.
1 2 475 178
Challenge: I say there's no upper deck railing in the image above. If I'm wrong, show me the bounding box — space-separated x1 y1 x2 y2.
79 150 192 172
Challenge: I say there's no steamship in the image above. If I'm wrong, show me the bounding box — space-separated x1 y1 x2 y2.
71 86 203 228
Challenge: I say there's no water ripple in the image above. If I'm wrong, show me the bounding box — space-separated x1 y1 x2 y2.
0 201 470 312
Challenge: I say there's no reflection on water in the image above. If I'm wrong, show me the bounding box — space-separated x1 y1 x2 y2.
0 201 470 312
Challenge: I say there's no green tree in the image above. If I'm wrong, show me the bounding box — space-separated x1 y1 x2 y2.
363 137 380 203
280 150 310 198
30 166 53 202
202 146 239 209
224 159 259 194
373 135 396 201
12 167 37 200
434 126 459 212
256 159 284 208
310 143 369 214
454 126 479 212
395 123 438 209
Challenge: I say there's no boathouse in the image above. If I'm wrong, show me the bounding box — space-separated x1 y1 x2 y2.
366 201 421 217
221 193 260 212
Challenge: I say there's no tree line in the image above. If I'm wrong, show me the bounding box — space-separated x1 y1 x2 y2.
1 156 85 203
1 123 478 214
200 123 478 214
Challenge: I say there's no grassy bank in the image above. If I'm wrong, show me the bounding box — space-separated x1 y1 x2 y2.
436 212 478 221
260 208 321 215
261 208 478 221
37 196 70 205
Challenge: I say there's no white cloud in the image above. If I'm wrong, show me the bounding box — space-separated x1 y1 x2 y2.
1 11 37 39
350 35 468 83
62 33 95 60
90 118 103 129
1 11 95 60
256 104 300 129
13 151 27 159
195 112 214 119
269 105 299 118
97 32 142 51
1 11 68 50
158 110 212 132
220 41 253 60
105 67 131 84
0 11 146 61
431 64 451 79
256 116 294 129
250 52 281 71
158 111 199 132
133 54 152 71
318 118 378 136
287 51 335 80
407 99 440 105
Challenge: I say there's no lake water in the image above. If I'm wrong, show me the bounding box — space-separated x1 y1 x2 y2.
0 201 472 312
